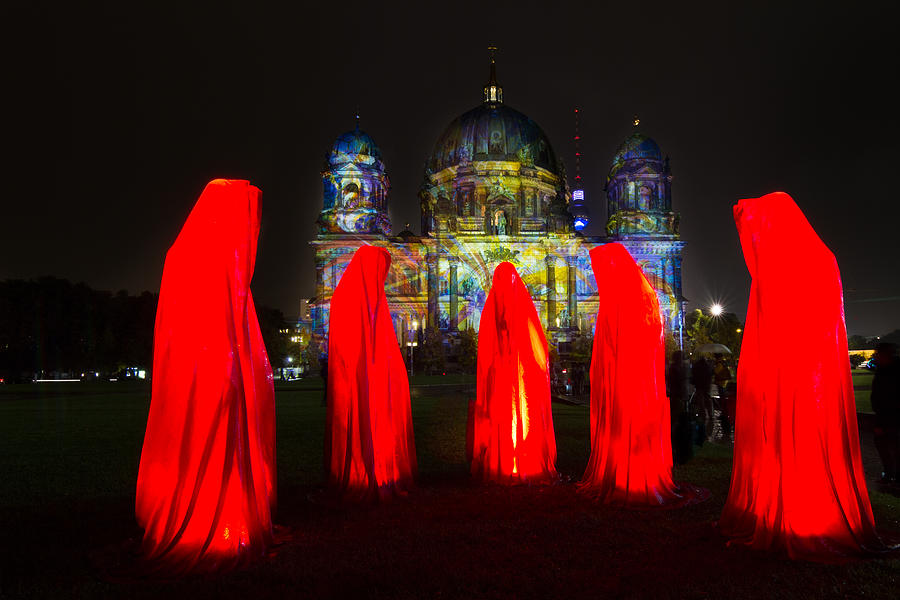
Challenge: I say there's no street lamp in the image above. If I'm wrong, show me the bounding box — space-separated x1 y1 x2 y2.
710 303 724 317
406 319 419 376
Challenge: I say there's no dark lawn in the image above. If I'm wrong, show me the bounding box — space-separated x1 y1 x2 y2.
1 380 899 599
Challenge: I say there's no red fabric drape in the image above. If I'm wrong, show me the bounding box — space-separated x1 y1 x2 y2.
135 179 276 574
470 261 558 484
719 192 887 560
325 245 417 501
578 243 703 506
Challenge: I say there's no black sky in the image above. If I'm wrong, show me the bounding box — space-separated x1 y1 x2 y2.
9 1 899 335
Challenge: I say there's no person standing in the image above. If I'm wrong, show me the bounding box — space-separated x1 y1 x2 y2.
668 351 692 464
691 356 713 441
871 342 900 483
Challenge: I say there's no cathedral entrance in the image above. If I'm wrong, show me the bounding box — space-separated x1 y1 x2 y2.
491 209 509 236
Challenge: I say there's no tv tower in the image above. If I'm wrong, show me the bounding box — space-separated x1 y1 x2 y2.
571 107 589 231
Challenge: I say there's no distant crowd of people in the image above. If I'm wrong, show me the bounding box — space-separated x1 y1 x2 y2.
666 351 735 463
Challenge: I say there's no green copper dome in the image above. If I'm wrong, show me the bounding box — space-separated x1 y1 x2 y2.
428 103 561 175
329 127 382 168
609 132 662 178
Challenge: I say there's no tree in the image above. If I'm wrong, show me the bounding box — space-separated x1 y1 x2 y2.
685 308 744 358
848 335 869 350
255 305 290 373
419 325 446 375
456 327 477 373
302 335 323 374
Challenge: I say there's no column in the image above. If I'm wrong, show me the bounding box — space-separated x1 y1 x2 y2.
566 256 578 330
674 255 684 351
545 255 557 328
314 261 325 331
449 256 459 331
426 252 439 329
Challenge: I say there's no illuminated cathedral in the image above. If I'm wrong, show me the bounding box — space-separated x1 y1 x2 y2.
310 57 685 351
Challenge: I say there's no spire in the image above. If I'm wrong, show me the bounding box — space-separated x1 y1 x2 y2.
483 46 503 105
574 107 582 184
572 107 589 231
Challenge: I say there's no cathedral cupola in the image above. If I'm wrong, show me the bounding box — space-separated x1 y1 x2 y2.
605 117 678 239
317 118 391 235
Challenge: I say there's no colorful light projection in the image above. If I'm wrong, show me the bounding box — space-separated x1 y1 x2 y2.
136 179 276 574
313 236 683 346
325 245 417 501
577 243 705 506
469 261 558 483
719 192 890 560
318 127 391 235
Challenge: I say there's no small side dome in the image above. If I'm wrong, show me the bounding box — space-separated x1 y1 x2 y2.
611 133 662 166
329 127 382 167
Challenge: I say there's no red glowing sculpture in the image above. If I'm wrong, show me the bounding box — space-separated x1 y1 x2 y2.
578 243 702 506
719 192 887 560
469 261 558 483
325 245 417 501
135 179 276 574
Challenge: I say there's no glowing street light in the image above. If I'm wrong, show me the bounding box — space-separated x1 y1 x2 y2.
710 303 724 317
407 319 419 376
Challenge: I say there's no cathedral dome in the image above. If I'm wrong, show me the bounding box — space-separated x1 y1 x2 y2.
609 132 662 178
428 103 561 175
329 126 382 168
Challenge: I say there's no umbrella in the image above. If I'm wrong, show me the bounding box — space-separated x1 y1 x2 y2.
694 343 731 354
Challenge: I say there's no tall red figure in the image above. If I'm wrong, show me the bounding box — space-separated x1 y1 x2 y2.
719 192 888 560
469 261 558 484
325 245 417 501
578 243 703 506
136 179 276 574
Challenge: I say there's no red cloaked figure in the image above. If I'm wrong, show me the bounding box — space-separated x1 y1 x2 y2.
325 245 417 501
720 192 890 560
578 243 704 506
469 261 558 483
135 179 276 574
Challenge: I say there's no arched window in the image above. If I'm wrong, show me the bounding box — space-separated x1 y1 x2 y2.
341 182 360 207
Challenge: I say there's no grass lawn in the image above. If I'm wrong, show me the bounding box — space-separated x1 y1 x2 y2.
852 369 874 413
1 380 899 599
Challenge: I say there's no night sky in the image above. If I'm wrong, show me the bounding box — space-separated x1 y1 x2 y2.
10 1 899 336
